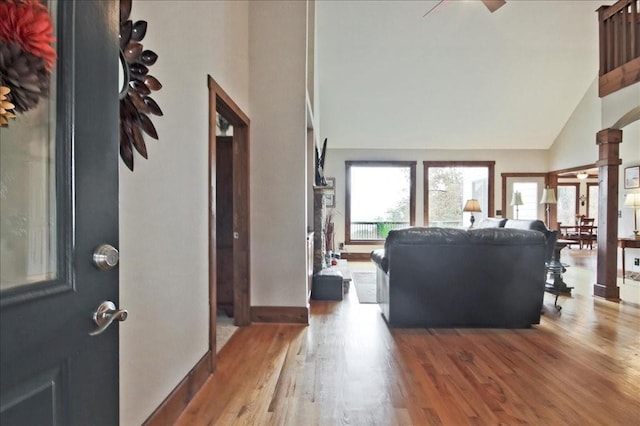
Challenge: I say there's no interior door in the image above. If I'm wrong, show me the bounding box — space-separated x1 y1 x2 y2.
0 1 120 425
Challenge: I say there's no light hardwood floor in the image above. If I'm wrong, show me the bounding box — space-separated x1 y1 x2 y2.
177 259 640 425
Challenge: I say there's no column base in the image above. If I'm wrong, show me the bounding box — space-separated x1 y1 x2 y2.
593 282 620 301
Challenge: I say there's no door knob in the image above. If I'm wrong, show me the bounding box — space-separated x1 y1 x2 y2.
89 301 128 336
93 244 119 270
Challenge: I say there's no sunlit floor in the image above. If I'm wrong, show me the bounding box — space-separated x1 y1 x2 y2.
177 248 639 425
562 246 640 305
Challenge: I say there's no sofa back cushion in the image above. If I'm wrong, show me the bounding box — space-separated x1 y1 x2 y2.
385 226 544 247
475 217 507 228
371 225 550 273
504 219 548 234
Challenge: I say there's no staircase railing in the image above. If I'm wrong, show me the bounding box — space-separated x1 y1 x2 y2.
598 0 640 97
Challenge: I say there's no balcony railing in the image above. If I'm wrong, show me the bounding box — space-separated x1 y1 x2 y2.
350 221 410 240
598 0 640 96
426 220 464 228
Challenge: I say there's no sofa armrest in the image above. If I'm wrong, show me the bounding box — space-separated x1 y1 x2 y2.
370 249 388 273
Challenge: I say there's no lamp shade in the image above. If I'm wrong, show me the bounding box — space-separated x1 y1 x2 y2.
624 193 640 207
463 199 482 213
510 191 523 206
540 187 557 204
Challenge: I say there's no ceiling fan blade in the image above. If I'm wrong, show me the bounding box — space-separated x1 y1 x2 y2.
481 0 506 13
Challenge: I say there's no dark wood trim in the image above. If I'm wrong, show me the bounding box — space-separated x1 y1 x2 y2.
594 128 623 301
143 351 213 426
552 163 598 176
345 240 386 246
599 49 640 97
207 77 218 373
251 306 309 324
598 1 640 96
600 0 632 20
232 124 251 326
345 162 352 241
340 252 372 261
423 161 495 225
345 161 417 245
500 173 548 219
208 75 252 375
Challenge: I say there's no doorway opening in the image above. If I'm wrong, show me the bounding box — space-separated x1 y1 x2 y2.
208 76 250 368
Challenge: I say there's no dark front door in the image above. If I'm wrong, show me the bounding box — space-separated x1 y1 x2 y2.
1 1 120 425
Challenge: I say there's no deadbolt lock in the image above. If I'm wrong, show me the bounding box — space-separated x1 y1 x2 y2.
93 244 119 270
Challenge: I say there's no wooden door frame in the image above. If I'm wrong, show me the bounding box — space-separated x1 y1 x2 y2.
208 76 251 372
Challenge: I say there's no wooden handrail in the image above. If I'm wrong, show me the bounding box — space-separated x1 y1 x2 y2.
602 0 637 20
598 0 640 96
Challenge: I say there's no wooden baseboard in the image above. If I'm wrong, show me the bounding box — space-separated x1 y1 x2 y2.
143 351 213 426
341 252 371 261
251 306 309 324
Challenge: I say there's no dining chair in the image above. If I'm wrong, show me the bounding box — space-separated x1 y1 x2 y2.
564 216 596 249
577 217 596 249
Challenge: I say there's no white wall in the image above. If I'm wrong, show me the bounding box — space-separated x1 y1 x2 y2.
249 1 309 307
548 77 601 171
323 148 548 252
118 2 249 425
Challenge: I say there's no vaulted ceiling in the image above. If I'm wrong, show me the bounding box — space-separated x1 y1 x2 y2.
317 0 608 150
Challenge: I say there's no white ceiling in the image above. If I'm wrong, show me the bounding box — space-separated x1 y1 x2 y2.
317 0 608 150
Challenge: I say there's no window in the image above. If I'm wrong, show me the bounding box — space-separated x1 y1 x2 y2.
424 161 495 227
557 184 579 226
512 182 539 220
345 161 416 244
587 183 599 222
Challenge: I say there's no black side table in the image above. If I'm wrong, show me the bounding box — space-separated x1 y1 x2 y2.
545 239 574 310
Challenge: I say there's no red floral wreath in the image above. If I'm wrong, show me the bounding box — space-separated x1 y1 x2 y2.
0 0 56 122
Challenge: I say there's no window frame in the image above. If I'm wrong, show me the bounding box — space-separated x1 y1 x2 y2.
345 161 416 245
423 161 495 226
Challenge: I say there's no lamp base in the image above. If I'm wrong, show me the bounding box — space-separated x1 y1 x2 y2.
469 214 476 229
633 230 639 240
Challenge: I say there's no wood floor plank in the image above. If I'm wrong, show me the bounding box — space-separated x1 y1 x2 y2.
176 261 640 425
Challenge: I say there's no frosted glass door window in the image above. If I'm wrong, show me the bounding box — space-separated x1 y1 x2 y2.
512 182 538 220
0 66 57 291
588 184 599 222
557 185 578 226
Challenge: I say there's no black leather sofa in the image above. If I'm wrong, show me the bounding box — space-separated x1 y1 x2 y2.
476 218 558 265
370 226 547 328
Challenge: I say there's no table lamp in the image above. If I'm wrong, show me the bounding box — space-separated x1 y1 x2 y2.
510 191 523 219
624 192 640 239
463 199 482 228
539 186 557 227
